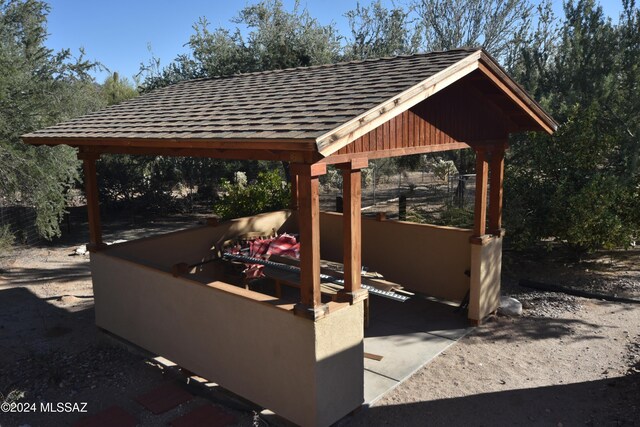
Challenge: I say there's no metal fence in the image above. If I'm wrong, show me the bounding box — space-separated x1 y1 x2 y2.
320 167 478 226
0 200 41 246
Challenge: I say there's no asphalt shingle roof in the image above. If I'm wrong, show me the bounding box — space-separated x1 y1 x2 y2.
23 48 479 143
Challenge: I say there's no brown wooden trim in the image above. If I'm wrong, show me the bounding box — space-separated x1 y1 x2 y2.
80 156 103 248
321 142 470 165
335 157 369 170
296 165 322 308
473 148 488 237
23 135 318 152
290 173 299 211
489 145 505 234
76 145 317 162
477 58 556 134
290 162 327 177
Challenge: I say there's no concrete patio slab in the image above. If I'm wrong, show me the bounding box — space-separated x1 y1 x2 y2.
363 295 472 404
363 369 398 404
369 295 472 340
364 323 453 381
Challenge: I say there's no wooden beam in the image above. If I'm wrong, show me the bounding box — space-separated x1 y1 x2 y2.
23 135 318 152
473 148 489 238
294 164 323 310
78 152 103 250
68 145 317 163
339 163 363 298
489 145 506 235
320 142 470 165
290 173 299 210
290 162 327 177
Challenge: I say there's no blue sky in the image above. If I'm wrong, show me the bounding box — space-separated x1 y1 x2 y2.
44 0 625 83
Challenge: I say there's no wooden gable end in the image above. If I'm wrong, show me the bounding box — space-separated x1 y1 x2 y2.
333 73 517 160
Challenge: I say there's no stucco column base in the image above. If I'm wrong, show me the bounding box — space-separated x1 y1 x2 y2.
468 233 503 323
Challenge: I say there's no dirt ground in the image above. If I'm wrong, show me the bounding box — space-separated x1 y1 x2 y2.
1 213 639 427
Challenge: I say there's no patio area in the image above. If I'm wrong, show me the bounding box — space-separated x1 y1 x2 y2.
364 295 471 404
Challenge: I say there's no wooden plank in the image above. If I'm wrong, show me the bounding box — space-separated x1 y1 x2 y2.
80 155 103 248
429 105 436 146
384 121 390 151
296 166 322 307
408 112 415 147
376 124 384 151
402 111 409 147
78 145 314 162
319 142 470 165
364 352 383 361
396 116 402 149
473 148 489 237
341 166 362 294
489 145 505 234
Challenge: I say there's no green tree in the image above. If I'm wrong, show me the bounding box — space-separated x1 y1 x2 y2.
100 72 138 105
0 0 104 240
415 0 534 60
506 0 640 252
344 0 421 60
139 0 342 91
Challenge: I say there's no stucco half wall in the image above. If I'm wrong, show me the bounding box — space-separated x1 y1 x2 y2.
90 210 363 427
319 212 472 302
91 251 363 427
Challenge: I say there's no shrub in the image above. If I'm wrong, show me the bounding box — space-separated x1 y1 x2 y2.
213 170 290 220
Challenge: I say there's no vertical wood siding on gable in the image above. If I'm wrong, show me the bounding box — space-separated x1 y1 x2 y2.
335 79 513 156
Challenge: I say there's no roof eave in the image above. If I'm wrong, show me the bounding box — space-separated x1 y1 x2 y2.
21 135 319 153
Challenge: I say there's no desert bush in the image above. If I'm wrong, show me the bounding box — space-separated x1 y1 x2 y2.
213 169 290 220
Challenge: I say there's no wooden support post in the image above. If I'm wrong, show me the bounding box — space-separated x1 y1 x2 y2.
290 173 299 210
337 158 368 304
489 145 505 236
291 163 326 318
78 151 103 251
473 148 488 239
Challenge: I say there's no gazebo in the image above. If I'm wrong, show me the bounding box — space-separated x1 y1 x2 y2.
23 48 556 427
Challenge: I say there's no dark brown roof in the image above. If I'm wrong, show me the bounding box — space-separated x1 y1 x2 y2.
24 49 478 141
22 48 556 157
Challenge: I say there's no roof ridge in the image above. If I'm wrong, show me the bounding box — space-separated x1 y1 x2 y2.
177 47 482 84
